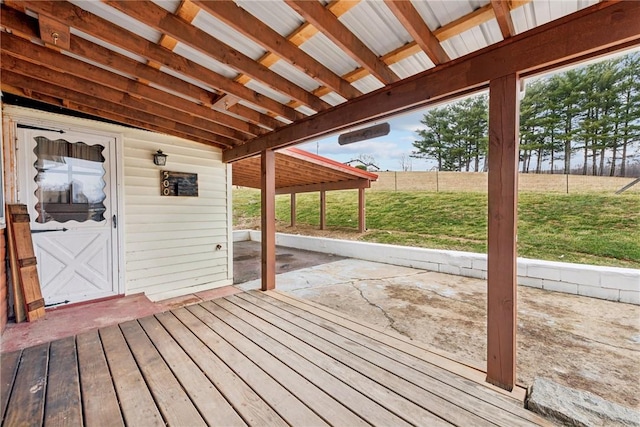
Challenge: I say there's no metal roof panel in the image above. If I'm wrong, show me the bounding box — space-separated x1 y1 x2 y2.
192 9 266 60
235 0 304 37
339 1 412 56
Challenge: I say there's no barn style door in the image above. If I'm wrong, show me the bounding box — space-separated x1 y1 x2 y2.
17 124 121 307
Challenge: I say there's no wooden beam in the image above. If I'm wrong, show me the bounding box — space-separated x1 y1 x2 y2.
491 0 516 39
487 73 519 391
358 188 366 233
11 0 302 122
104 0 329 113
261 150 276 291
319 190 326 231
285 0 399 84
193 0 361 100
0 72 227 147
384 0 450 64
224 1 640 162
274 178 371 195
1 34 254 141
290 193 296 228
1 54 238 147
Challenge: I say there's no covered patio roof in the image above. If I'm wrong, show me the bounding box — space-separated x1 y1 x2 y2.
2 0 639 392
233 147 378 194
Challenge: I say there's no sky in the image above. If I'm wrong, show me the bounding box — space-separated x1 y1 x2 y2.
297 107 440 172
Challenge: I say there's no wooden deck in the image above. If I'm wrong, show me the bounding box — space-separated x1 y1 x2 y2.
1 290 550 426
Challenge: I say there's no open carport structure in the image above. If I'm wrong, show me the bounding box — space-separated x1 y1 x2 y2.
232 147 378 232
1 0 639 419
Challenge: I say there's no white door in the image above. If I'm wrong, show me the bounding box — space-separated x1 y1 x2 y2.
17 124 120 307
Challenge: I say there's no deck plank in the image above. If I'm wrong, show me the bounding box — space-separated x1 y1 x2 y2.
119 320 207 426
76 330 124 427
268 291 536 410
3 342 48 426
254 291 549 425
154 311 288 427
99 325 164 426
197 300 374 427
138 315 248 427
44 336 83 426
0 350 21 423
179 305 329 427
222 296 457 426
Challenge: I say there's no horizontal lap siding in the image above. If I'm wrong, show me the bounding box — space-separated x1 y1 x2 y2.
124 135 230 300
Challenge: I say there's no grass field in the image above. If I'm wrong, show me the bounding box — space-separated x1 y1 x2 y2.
233 189 640 268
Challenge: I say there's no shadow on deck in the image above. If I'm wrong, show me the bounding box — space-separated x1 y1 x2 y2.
0 290 550 426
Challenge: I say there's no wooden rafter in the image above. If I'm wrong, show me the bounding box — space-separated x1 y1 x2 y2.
11 0 302 122
104 0 329 113
1 34 258 141
224 0 640 161
193 0 361 101
285 0 399 85
384 0 450 65
1 74 227 147
491 0 516 39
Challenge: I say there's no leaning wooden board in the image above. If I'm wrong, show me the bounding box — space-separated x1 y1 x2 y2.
5 205 25 323
7 204 45 321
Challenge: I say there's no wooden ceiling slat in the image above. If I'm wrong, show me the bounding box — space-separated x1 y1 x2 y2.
384 0 450 65
0 73 226 147
285 0 400 85
11 0 302 122
193 0 362 101
225 1 640 162
104 0 329 113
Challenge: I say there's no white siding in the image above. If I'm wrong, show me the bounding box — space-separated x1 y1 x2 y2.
3 106 233 302
123 134 231 300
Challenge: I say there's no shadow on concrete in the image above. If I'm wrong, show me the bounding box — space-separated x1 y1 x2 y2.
233 240 344 284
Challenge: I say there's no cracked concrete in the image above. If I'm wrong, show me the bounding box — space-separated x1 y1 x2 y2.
235 243 640 411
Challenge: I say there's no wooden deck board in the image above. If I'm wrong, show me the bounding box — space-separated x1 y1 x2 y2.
99 325 165 426
45 336 82 426
119 319 207 426
0 350 21 423
226 294 466 426
199 300 375 427
1 291 549 426
76 330 124 427
248 291 544 426
3 343 48 426
137 315 248 427
155 311 288 427
181 305 329 427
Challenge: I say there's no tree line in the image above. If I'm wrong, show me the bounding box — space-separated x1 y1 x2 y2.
412 52 640 176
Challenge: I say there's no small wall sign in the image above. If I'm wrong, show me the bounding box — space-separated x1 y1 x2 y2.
160 171 198 197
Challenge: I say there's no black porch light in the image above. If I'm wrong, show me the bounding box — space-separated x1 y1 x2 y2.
153 150 168 166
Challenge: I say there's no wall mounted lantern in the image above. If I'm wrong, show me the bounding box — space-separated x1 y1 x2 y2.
153 150 167 166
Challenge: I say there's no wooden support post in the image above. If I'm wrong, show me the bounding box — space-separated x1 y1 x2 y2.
319 190 326 230
290 193 296 227
487 73 519 391
261 149 276 291
358 188 366 233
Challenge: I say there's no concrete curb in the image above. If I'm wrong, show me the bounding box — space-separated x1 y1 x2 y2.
235 230 640 305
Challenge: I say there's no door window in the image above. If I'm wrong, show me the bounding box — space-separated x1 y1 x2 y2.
33 136 106 223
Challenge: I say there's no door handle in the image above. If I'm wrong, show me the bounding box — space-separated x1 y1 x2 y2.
31 228 68 234
113 214 117 229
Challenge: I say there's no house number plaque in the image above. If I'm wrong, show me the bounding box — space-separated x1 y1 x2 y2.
160 171 198 197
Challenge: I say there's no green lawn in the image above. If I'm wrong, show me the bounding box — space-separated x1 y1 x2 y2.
233 188 640 269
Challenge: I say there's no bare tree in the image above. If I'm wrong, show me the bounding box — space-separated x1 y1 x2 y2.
399 153 412 171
